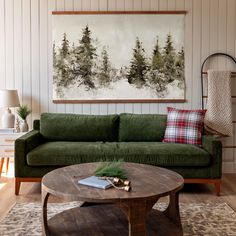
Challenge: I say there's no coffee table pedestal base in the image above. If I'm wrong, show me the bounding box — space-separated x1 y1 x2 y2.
45 205 182 236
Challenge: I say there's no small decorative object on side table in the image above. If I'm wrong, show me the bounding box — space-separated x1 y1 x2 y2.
0 131 26 177
16 105 31 132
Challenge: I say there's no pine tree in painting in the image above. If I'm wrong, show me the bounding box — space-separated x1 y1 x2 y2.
162 33 176 83
75 25 97 89
53 42 57 68
98 48 111 86
127 38 148 87
56 33 75 88
175 47 185 84
61 32 70 57
152 37 164 71
149 37 167 92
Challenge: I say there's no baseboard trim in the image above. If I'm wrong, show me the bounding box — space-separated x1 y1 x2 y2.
222 162 236 173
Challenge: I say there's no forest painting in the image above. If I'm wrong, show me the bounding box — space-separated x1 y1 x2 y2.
52 13 185 102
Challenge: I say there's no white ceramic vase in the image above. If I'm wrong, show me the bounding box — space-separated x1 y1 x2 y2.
20 120 29 132
2 108 15 128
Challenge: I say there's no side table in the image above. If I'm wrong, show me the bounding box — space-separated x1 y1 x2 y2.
0 132 26 177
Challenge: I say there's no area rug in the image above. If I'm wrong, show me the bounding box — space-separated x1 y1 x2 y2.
0 202 236 236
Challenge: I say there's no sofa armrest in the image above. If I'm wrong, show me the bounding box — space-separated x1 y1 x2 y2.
202 135 222 178
15 130 42 177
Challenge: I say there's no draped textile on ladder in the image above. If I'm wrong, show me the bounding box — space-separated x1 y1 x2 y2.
204 70 233 136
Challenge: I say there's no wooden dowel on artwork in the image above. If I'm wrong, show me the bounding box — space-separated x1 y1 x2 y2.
52 11 187 15
53 99 187 104
202 96 236 98
202 72 236 75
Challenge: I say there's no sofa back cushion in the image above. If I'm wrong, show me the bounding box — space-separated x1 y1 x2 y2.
40 113 119 141
119 113 167 142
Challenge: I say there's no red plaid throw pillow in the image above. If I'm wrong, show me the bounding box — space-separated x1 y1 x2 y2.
163 107 206 146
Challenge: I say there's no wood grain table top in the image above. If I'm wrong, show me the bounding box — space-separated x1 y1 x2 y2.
42 162 184 202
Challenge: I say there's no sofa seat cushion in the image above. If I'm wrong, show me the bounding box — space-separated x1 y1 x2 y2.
27 142 211 167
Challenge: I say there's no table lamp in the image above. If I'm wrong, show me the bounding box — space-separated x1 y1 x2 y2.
0 89 20 128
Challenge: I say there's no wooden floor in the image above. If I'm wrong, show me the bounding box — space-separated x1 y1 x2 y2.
1 161 236 222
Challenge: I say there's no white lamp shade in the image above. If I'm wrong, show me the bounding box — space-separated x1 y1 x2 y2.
0 89 20 108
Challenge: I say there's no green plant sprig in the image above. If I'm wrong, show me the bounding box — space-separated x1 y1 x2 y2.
17 105 31 120
94 160 127 180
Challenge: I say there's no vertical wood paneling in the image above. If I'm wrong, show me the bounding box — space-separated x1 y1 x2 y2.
116 104 125 113
74 0 82 11
22 0 32 126
108 0 116 11
176 0 184 10
150 0 158 10
82 0 91 11
167 0 176 10
209 0 219 68
108 104 116 113
141 0 151 11
124 104 133 113
5 0 14 89
133 0 141 10
0 0 6 89
91 104 99 114
133 104 142 114
99 0 107 11
99 104 108 114
13 0 23 103
141 104 150 114
1 0 236 172
48 0 57 113
184 0 193 109
125 0 133 11
201 0 210 100
159 0 168 10
192 0 201 108
218 0 227 68
39 0 49 115
116 0 125 10
31 0 40 121
90 0 99 11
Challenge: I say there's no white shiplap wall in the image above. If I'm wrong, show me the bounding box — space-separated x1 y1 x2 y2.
0 0 236 173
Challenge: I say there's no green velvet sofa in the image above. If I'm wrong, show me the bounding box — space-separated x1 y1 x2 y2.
15 113 222 195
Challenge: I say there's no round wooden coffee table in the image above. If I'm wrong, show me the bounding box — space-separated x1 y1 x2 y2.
42 163 184 236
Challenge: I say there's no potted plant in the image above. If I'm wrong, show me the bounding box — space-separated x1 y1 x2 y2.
16 105 31 132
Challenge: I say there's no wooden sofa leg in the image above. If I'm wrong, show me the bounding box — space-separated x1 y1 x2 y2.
214 180 221 196
0 158 4 177
15 178 42 195
15 178 21 195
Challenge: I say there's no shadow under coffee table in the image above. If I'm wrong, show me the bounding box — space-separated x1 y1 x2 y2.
42 163 184 236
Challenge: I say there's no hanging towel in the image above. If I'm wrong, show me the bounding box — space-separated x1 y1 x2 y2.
204 70 233 136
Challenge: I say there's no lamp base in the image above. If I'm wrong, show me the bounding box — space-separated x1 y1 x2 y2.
2 108 15 128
